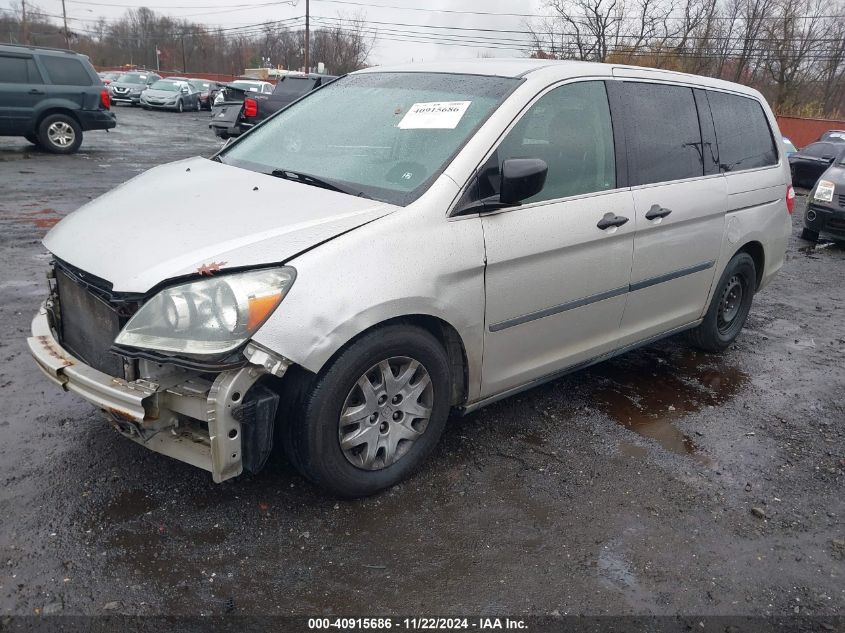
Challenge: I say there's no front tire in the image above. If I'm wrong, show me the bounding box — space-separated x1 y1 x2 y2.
688 252 756 352
801 227 819 242
176 99 183 113
38 114 82 154
283 325 452 497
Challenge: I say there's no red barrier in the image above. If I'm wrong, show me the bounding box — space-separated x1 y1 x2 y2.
776 116 845 149
95 66 238 84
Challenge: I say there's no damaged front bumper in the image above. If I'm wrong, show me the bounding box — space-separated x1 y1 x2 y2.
27 305 289 482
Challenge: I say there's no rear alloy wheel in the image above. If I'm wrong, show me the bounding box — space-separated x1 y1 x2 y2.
38 114 82 154
282 325 452 497
688 252 756 352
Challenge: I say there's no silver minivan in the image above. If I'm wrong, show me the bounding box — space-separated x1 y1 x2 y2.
28 60 793 496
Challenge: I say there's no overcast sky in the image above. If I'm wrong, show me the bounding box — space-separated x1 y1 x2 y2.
8 0 548 65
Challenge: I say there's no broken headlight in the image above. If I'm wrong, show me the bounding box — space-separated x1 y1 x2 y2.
114 267 295 356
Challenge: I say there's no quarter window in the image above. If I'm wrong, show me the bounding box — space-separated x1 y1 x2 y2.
707 91 777 171
40 56 92 86
0 56 28 83
617 82 704 185
481 81 616 203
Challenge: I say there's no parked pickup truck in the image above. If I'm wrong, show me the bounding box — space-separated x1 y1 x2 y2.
210 74 335 139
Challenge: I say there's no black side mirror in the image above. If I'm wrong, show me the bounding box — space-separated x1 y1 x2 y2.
500 158 548 205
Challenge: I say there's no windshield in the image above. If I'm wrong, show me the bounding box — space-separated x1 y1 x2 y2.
221 72 520 206
231 81 263 91
150 80 182 92
117 73 147 84
275 77 316 95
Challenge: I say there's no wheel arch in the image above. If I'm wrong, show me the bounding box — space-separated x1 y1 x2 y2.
306 314 470 408
737 240 765 290
34 107 81 132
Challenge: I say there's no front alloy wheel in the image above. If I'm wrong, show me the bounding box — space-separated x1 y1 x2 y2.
339 357 434 470
281 324 452 497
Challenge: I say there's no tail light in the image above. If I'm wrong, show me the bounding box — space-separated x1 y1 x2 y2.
243 98 258 118
786 184 795 214
100 88 110 110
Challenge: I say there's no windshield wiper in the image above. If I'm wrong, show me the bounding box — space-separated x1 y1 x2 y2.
270 169 364 197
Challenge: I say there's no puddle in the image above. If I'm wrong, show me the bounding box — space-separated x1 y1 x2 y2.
596 545 656 612
588 348 749 461
102 488 160 522
799 241 836 255
618 441 648 459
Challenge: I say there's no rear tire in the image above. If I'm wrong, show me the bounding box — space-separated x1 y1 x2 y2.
688 252 756 353
801 227 819 242
38 114 82 154
282 325 452 497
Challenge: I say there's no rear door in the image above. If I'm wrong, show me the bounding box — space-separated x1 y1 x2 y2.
478 80 635 397
608 80 726 342
0 52 45 133
38 55 94 109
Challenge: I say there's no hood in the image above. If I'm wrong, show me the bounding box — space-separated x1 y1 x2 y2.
143 89 179 99
111 82 144 90
820 164 845 186
43 157 397 293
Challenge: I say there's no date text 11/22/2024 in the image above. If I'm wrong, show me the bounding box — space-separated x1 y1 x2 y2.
307 618 528 630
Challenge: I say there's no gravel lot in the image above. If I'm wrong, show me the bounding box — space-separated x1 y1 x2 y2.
0 106 843 620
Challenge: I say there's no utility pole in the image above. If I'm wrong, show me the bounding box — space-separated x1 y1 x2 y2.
21 0 28 45
61 0 70 49
304 0 310 73
181 35 187 72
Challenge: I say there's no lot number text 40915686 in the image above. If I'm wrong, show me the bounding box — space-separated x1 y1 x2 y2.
307 617 528 630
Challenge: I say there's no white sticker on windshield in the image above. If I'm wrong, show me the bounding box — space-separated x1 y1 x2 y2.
814 180 835 203
398 101 471 130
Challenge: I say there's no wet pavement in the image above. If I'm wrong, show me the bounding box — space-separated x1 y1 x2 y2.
0 107 843 618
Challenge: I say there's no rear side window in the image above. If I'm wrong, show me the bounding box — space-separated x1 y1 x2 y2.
0 55 41 83
707 91 777 172
40 56 93 86
617 82 704 185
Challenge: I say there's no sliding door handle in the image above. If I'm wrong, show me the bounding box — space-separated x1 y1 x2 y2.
597 213 629 230
645 204 673 220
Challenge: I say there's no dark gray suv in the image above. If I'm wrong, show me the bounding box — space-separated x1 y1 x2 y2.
0 44 116 154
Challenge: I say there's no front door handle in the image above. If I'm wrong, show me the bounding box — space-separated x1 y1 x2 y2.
28 89 45 95
597 213 629 230
645 204 673 220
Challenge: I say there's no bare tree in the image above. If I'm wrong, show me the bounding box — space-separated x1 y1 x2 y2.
762 0 826 111
311 13 374 74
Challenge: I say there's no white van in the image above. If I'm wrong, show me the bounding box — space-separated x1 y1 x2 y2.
28 60 793 496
